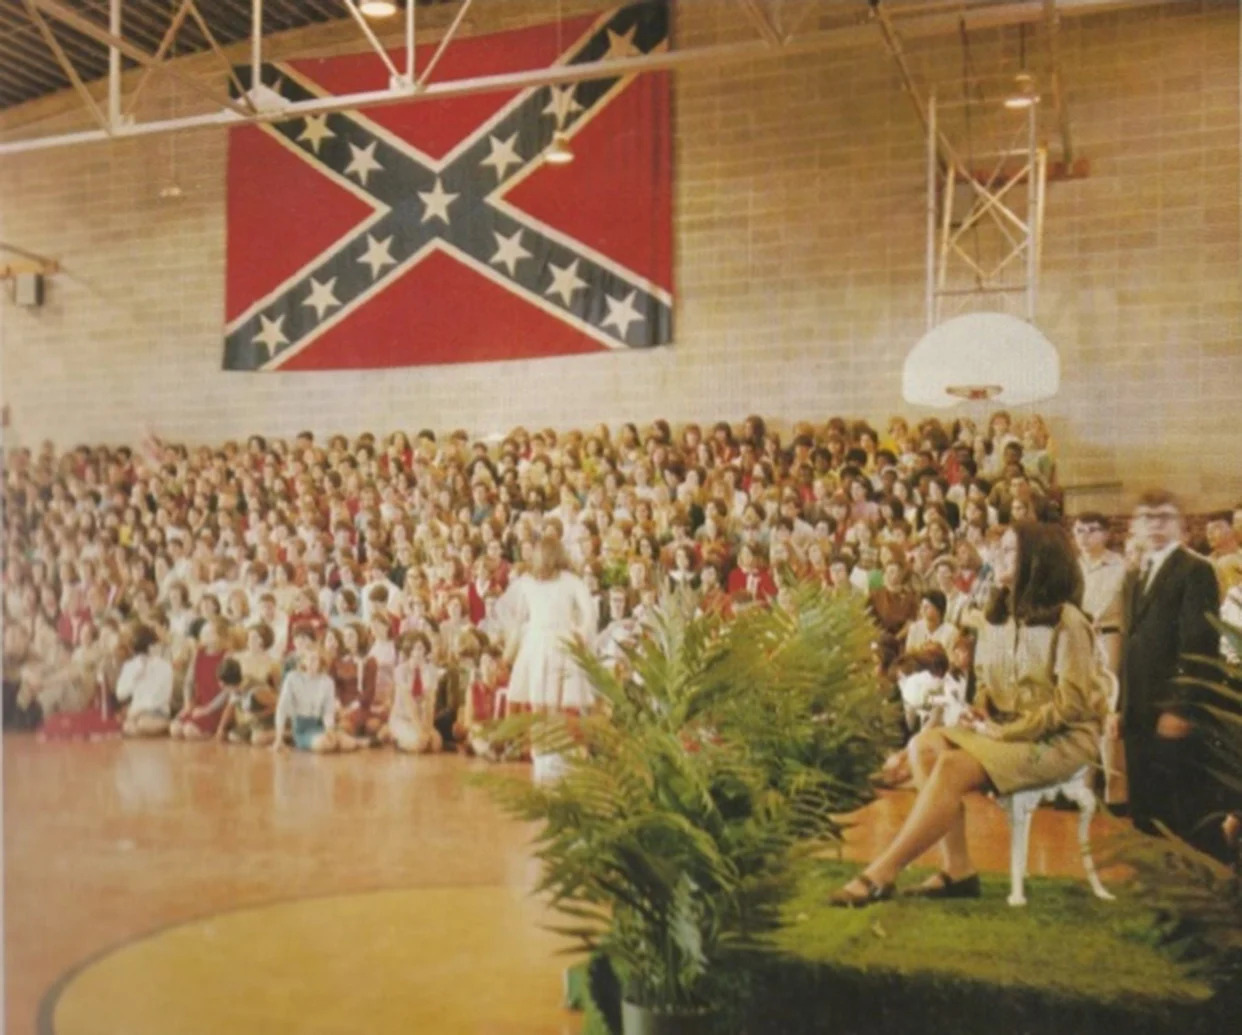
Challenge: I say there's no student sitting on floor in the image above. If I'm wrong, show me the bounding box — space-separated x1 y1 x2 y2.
117 623 174 738
463 648 510 760
386 632 441 754
215 657 277 747
272 647 355 754
170 617 231 741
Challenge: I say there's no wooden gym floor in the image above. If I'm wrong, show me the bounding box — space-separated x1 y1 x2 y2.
3 736 1117 1035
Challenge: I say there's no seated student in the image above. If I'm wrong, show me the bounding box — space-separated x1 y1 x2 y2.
273 647 353 754
632 585 660 627
434 634 475 750
696 563 733 620
939 629 977 728
364 611 398 723
331 588 363 629
281 623 320 680
116 623 174 738
931 558 970 627
251 594 289 662
171 617 231 740
330 623 379 742
726 544 777 604
462 648 510 760
214 658 277 746
386 632 441 753
40 621 124 740
665 545 700 616
236 623 281 691
868 559 919 641
437 593 471 661
597 586 640 673
905 591 961 655
896 643 951 736
286 588 329 647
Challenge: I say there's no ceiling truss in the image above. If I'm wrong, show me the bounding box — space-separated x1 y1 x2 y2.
0 0 1173 156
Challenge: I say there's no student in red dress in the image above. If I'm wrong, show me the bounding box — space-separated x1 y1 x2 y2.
726 544 778 604
170 617 231 740
285 588 329 651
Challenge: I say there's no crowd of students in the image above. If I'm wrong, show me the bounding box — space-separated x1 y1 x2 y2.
3 413 1239 778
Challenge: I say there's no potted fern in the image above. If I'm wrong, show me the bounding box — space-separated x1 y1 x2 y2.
481 582 889 1033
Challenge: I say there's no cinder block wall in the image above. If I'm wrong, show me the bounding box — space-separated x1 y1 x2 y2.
0 1 1238 508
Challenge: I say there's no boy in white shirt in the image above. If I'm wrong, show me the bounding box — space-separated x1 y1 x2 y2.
117 625 173 738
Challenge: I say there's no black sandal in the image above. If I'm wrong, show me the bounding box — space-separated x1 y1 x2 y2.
829 873 895 908
903 871 981 899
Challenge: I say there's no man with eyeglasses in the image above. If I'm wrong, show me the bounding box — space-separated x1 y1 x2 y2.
1120 490 1222 856
1072 512 1126 675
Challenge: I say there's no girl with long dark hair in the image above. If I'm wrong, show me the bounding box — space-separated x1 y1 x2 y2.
832 523 1111 905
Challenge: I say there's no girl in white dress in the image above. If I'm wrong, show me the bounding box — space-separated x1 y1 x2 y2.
505 535 596 716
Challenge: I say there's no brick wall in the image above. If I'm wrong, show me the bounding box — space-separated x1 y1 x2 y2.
0 0 1238 509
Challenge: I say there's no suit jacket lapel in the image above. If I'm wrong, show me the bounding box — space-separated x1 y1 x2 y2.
1134 546 1182 623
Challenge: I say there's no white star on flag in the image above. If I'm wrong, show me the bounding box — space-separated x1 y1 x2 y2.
542 85 583 126
253 313 288 355
545 258 587 306
602 290 643 337
303 276 341 320
418 178 459 225
297 115 335 155
358 234 396 279
604 25 641 61
345 140 383 185
480 132 523 181
490 228 532 275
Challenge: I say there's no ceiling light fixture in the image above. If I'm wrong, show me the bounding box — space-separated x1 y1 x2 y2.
544 0 574 165
359 1 398 19
545 130 574 165
1004 71 1040 109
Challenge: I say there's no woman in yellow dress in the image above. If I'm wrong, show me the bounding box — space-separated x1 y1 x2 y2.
832 522 1110 905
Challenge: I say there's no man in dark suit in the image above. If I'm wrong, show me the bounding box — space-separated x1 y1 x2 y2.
1120 490 1222 856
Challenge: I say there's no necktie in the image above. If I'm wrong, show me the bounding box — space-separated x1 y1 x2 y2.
412 667 423 699
1140 558 1154 593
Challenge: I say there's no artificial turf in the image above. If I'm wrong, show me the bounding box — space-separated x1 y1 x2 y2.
571 861 1230 1035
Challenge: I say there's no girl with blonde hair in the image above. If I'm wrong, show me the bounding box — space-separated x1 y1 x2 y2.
505 533 597 783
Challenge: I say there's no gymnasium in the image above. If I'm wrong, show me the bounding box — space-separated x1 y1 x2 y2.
2 2 1240 1033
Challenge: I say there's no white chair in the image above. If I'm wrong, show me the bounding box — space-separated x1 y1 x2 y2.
996 660 1119 906
995 766 1115 907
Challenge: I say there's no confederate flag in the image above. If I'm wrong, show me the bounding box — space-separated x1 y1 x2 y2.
223 1 672 372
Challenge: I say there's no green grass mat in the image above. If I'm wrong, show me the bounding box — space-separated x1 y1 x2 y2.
779 862 1211 1007
571 862 1233 1035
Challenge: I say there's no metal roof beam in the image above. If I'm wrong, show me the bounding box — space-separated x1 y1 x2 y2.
0 0 1183 155
21 0 109 131
125 0 195 114
29 0 253 117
